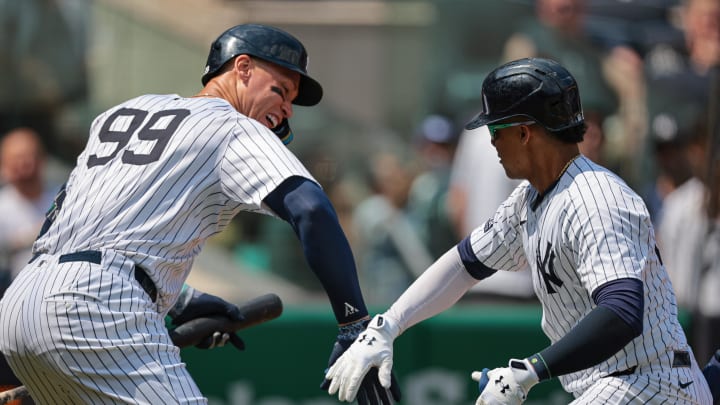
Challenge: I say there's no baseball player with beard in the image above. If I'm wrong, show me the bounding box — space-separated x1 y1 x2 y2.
0 24 399 404
324 58 712 404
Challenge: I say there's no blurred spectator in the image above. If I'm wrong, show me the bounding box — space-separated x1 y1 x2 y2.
447 126 535 300
352 150 431 305
405 114 461 259
502 0 618 125
502 0 629 181
0 127 58 292
642 107 698 222
645 0 720 79
0 0 90 162
657 112 720 364
631 0 720 221
0 127 52 405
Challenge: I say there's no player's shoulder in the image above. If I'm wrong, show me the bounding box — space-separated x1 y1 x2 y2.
503 180 534 212
566 156 633 194
114 93 180 108
564 156 649 214
508 179 533 198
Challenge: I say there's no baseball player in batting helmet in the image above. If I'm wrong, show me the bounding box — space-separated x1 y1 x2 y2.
324 57 712 404
0 23 399 404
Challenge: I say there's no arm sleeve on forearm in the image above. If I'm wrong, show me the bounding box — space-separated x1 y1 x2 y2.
263 176 368 324
535 278 643 379
384 246 478 336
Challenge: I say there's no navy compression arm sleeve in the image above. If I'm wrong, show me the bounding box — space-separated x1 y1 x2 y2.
531 278 643 380
263 176 369 324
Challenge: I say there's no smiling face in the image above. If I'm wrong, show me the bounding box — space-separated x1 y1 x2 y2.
239 56 300 130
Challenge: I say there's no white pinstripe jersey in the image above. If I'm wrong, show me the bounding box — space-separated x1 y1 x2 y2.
469 155 691 394
33 94 316 312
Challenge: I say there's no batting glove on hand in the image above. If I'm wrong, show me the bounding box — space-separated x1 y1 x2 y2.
168 286 245 350
472 358 540 405
323 314 402 404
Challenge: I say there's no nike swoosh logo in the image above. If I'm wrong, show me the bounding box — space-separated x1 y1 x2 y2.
679 380 693 389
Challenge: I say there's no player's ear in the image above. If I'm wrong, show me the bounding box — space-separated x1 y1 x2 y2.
235 55 252 80
519 125 533 144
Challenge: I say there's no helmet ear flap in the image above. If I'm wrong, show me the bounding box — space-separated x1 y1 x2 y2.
272 119 294 145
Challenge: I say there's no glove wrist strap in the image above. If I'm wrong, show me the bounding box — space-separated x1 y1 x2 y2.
368 314 400 340
524 354 550 381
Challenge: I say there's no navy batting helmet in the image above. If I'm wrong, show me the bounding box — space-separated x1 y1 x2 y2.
202 24 323 106
465 57 584 132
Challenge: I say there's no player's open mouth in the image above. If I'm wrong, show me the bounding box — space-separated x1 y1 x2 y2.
266 114 279 128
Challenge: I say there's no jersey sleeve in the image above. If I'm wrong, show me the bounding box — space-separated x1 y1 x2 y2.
565 175 649 292
468 182 530 272
219 117 317 214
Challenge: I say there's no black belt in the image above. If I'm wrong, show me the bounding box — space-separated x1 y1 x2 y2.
607 366 637 377
58 250 157 303
606 350 692 378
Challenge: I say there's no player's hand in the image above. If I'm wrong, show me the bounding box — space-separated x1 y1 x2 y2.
168 286 245 350
472 358 539 405
322 315 402 404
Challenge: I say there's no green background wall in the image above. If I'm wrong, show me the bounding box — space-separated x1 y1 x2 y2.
182 304 576 405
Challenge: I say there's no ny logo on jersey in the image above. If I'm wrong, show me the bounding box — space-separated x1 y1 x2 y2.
536 242 563 294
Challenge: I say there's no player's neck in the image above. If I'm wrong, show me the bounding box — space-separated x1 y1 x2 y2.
529 147 581 194
193 82 237 109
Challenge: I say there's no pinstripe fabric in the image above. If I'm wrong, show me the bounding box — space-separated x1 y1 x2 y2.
33 94 314 313
469 155 712 403
0 94 317 403
570 369 712 404
0 250 203 404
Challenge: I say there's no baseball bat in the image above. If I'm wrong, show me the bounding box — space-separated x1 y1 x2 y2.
0 386 26 404
169 292 284 348
0 293 283 405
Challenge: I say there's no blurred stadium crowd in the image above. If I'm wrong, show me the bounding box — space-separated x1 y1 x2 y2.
0 0 717 370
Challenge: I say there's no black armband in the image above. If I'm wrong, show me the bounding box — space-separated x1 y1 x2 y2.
457 236 497 280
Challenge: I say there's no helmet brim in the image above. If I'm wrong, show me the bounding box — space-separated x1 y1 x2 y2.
464 113 490 130
464 112 509 130
294 74 323 106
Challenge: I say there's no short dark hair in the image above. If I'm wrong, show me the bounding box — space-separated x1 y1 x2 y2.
548 122 587 143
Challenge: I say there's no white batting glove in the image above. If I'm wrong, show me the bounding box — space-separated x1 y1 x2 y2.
325 314 399 402
472 358 540 405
